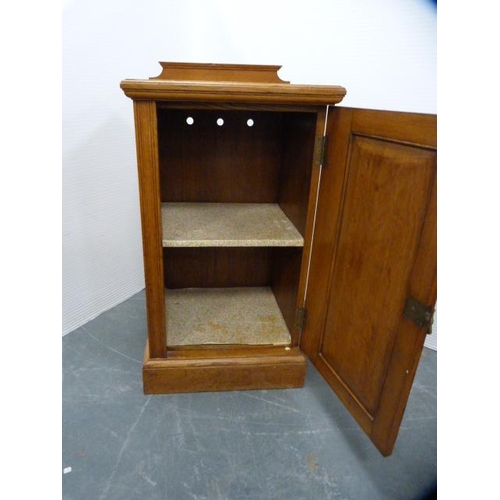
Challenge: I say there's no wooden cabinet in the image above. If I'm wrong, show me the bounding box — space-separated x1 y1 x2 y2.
120 63 436 456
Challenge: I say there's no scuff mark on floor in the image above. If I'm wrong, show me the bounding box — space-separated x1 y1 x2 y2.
307 452 319 472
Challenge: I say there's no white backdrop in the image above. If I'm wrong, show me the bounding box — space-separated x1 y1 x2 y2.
62 0 437 344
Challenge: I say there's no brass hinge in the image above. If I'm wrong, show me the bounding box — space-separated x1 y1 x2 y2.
295 307 307 334
314 135 327 167
403 296 434 333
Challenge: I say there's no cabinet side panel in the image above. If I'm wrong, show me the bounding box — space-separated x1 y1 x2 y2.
278 112 318 235
271 247 302 341
133 101 166 357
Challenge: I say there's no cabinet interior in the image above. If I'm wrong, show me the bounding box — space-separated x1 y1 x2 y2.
157 106 318 347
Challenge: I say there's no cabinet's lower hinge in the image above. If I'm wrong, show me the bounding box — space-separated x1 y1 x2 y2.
403 296 434 333
295 307 307 334
315 135 327 167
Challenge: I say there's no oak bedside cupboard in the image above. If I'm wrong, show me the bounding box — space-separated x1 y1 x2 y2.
120 62 437 456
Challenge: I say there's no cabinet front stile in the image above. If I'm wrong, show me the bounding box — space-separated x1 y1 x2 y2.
133 100 166 358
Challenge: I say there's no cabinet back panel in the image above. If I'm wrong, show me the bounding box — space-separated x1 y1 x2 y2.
163 247 272 288
158 110 284 202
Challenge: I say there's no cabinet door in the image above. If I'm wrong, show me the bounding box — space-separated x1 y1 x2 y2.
301 107 436 456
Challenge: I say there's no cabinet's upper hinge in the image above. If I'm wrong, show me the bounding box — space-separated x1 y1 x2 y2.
315 135 327 167
295 307 307 335
403 296 434 333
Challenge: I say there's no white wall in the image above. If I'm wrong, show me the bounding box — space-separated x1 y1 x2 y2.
62 0 437 337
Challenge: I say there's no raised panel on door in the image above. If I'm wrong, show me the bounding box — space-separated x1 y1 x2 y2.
302 107 436 456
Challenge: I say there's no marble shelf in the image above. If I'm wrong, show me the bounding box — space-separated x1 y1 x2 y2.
161 202 304 247
165 287 291 346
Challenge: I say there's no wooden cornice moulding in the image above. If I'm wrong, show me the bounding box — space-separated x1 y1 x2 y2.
120 62 347 105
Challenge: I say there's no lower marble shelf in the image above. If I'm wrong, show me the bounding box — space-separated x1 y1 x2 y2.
165 286 291 346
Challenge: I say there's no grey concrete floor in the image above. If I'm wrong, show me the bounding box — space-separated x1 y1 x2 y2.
62 290 437 500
